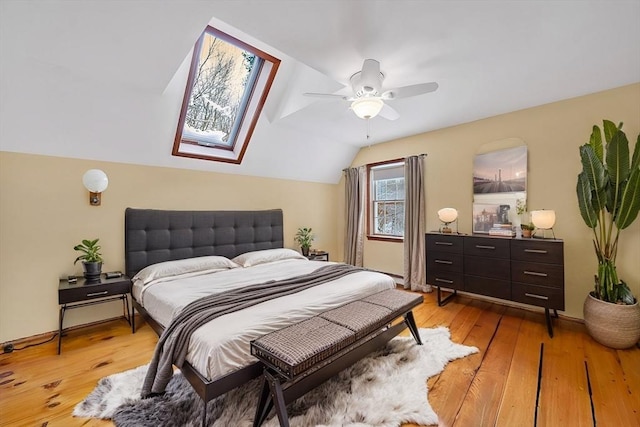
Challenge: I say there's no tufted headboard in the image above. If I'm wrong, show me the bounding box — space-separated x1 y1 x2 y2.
124 208 284 278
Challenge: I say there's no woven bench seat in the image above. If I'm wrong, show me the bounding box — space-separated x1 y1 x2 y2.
251 289 423 427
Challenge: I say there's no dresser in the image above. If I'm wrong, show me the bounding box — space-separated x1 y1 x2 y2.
425 233 564 337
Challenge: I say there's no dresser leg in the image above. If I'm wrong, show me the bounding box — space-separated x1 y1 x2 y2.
437 287 457 306
545 307 554 338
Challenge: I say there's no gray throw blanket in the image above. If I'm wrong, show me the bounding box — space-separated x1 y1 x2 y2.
141 263 366 397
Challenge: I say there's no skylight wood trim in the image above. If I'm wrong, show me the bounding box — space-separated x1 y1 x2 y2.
172 25 280 164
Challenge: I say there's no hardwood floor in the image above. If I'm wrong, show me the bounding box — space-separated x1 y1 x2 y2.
1 292 638 426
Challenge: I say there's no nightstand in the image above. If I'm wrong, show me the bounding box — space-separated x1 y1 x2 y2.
307 251 329 261
58 274 132 354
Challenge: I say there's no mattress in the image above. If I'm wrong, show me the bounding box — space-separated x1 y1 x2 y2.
133 258 396 381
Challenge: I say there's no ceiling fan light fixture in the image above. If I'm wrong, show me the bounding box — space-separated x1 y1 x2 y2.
351 97 384 119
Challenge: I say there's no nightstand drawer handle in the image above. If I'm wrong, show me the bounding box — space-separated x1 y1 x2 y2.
435 260 453 265
87 291 108 297
435 278 454 284
525 293 549 300
524 249 548 254
524 271 548 277
435 242 453 246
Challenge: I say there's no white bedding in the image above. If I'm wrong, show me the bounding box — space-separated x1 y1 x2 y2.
133 258 396 381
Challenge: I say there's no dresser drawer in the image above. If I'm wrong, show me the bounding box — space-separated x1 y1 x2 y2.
464 275 511 300
427 252 463 273
464 236 510 259
511 261 564 288
464 255 510 281
512 282 565 310
511 239 563 264
59 280 130 304
426 233 463 254
427 271 464 291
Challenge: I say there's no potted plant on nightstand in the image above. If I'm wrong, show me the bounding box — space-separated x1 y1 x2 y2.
294 227 315 256
577 120 640 349
74 238 104 280
520 223 535 238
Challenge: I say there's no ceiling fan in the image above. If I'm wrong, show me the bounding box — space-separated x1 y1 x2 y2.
304 59 438 121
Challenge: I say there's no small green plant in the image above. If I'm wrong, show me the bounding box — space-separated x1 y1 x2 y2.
516 199 527 216
73 238 103 264
521 223 535 231
294 227 315 249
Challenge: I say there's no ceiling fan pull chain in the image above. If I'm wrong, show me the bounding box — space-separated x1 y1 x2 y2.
366 118 371 141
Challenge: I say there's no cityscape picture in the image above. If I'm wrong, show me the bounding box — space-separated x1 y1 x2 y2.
473 146 527 194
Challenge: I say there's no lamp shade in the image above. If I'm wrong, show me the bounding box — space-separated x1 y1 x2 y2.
531 210 556 229
437 208 458 224
82 169 109 193
351 97 384 119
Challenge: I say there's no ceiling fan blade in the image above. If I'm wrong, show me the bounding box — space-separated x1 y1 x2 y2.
378 102 400 121
382 82 439 100
303 92 349 100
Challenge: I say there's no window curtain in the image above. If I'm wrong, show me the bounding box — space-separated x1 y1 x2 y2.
344 167 365 266
403 155 429 292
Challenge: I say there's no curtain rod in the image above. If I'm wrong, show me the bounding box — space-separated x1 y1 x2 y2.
343 153 427 171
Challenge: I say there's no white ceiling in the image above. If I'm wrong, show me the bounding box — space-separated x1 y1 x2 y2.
1 1 639 184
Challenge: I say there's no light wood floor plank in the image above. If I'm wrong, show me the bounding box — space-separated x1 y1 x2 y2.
495 310 547 426
537 319 593 427
452 307 523 427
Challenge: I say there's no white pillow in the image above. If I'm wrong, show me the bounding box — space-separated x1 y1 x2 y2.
133 255 239 286
232 248 307 267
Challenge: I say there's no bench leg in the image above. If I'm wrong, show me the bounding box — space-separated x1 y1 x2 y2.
253 373 274 427
404 310 422 345
265 370 289 427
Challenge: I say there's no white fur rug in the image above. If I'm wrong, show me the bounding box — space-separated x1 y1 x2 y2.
74 327 477 427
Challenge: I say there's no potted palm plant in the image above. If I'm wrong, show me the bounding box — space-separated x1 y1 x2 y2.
294 227 315 256
74 238 104 280
577 120 640 349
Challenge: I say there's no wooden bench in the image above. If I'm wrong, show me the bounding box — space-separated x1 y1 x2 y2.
250 289 424 427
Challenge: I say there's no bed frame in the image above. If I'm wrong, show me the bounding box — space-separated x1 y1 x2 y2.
124 207 284 424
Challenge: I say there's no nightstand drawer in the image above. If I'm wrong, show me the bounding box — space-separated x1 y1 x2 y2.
59 279 130 304
427 253 463 273
511 239 563 263
511 261 564 288
427 271 464 290
512 282 565 310
464 237 510 259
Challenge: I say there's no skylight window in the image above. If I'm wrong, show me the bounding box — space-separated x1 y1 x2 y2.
172 25 280 163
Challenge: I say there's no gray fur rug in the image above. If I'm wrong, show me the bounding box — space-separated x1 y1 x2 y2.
74 327 477 427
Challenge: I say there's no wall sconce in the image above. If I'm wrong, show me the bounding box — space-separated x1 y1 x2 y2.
437 208 458 234
82 169 109 206
531 209 556 239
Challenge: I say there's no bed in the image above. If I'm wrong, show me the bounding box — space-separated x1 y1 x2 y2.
124 208 396 414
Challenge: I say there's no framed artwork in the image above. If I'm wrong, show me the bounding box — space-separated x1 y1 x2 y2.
473 146 527 194
473 203 501 234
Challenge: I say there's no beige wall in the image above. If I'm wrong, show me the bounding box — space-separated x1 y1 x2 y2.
0 154 338 343
337 83 640 320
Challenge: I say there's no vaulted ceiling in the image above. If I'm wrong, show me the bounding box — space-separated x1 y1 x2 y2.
1 1 639 183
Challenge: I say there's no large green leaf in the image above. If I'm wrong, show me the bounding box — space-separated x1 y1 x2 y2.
616 167 640 229
579 144 606 212
632 134 640 171
589 125 603 162
606 129 630 185
577 172 598 228
602 120 620 144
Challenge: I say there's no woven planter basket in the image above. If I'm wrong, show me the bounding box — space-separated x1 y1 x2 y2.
584 293 640 349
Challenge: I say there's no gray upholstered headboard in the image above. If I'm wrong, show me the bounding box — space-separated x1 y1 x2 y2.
124 208 284 278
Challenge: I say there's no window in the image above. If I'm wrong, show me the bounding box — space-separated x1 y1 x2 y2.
172 25 280 164
368 160 405 239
